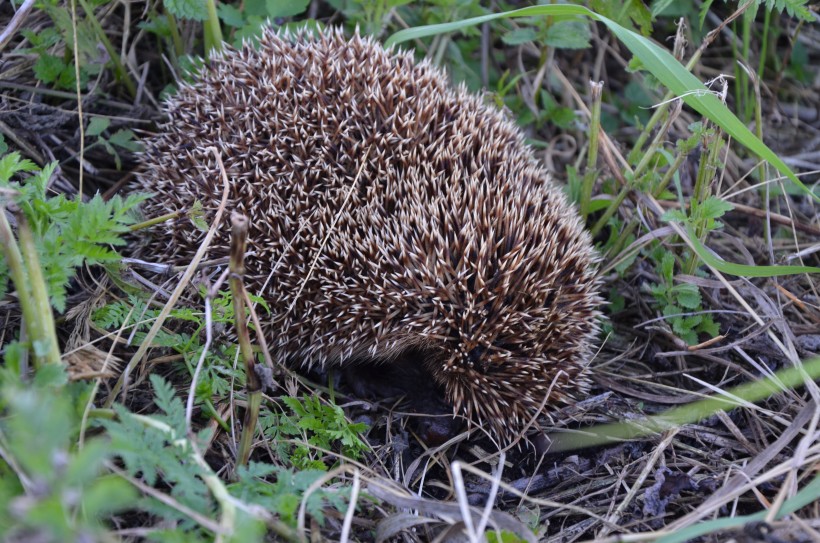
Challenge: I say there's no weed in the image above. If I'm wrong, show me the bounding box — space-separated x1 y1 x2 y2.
85 118 142 170
258 395 368 470
648 250 721 345
0 379 136 541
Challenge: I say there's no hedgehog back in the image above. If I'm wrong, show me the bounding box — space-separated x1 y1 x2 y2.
135 28 602 436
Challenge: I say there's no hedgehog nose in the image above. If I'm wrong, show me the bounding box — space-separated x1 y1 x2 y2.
466 346 485 365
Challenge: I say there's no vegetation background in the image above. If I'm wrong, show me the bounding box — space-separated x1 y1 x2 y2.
0 0 818 541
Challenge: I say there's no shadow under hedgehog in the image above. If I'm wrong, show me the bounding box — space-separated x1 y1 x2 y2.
132 26 604 445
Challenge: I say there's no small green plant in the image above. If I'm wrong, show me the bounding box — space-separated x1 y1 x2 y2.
99 375 353 538
0 367 137 542
260 394 368 471
0 152 147 313
648 250 720 345
85 118 142 170
101 375 231 528
23 0 137 95
92 291 247 423
230 462 351 528
24 27 88 91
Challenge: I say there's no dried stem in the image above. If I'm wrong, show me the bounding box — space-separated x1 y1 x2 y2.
581 80 603 219
229 212 262 467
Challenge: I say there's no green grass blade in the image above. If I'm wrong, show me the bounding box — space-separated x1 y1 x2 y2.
547 356 820 452
685 225 820 276
386 6 819 203
655 475 820 543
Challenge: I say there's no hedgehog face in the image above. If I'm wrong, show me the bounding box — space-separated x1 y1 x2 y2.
433 329 594 441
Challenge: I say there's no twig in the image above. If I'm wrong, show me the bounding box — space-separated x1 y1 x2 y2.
186 295 214 431
0 0 37 53
474 452 506 537
339 469 361 543
69 0 85 196
229 213 262 467
452 459 479 543
108 463 227 534
241 287 277 371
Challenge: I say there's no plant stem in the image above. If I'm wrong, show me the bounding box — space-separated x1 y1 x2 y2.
685 125 723 276
758 7 771 82
165 11 185 59
203 0 224 57
76 0 137 97
238 391 262 466
0 206 44 366
129 210 185 231
15 211 62 366
652 146 689 198
634 100 683 183
740 4 756 122
590 177 632 238
229 213 261 467
628 47 705 164
581 81 603 219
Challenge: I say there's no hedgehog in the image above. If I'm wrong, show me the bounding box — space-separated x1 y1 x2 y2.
133 27 603 442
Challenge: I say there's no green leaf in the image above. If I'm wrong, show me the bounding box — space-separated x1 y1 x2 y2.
81 475 138 516
0 155 146 313
544 20 591 49
660 209 688 222
65 440 109 485
164 0 209 21
501 27 538 45
662 304 681 318
760 0 812 20
33 363 69 387
679 328 698 345
698 196 734 221
0 152 39 184
384 5 818 202
651 0 676 17
33 54 65 84
685 225 820 277
150 374 186 430
266 0 310 18
487 530 530 543
108 129 142 152
699 315 720 337
189 200 209 231
660 252 675 283
217 3 245 27
673 283 702 309
86 117 110 137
